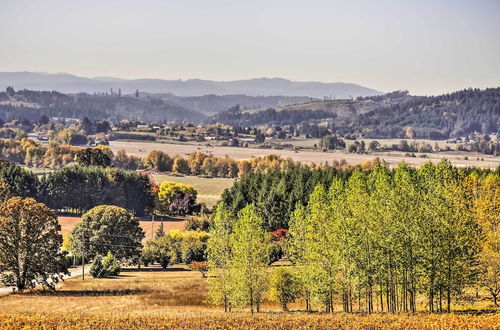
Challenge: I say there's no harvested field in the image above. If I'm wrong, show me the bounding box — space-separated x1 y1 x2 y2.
2 312 500 329
109 140 500 168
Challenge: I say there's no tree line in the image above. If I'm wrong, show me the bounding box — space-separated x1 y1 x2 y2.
0 159 154 215
0 137 316 178
209 160 499 312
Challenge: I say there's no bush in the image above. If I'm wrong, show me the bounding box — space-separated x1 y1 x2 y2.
140 245 156 266
90 252 121 278
269 268 302 311
185 216 211 232
181 237 207 263
90 255 105 278
102 251 121 276
269 241 284 265
188 261 208 278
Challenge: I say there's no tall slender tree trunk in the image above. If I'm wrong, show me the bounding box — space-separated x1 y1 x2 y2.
380 283 384 312
446 289 451 313
439 287 443 313
349 287 353 313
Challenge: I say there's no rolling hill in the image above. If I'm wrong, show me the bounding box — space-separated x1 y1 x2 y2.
0 88 205 123
211 89 500 139
0 72 381 99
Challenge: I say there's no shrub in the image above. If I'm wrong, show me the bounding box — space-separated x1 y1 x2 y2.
188 261 208 278
90 252 121 278
269 241 284 265
185 216 211 232
90 255 105 278
102 251 121 276
269 268 302 311
181 237 207 263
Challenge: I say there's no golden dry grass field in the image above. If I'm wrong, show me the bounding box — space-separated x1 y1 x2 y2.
0 265 499 329
109 140 500 168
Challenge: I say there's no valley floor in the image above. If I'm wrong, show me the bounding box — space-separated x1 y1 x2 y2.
109 140 500 169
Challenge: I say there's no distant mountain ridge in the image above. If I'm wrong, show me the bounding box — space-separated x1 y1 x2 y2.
0 72 382 98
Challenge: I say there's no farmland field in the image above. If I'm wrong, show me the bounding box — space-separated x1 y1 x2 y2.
58 216 186 241
109 140 500 168
151 174 235 207
1 265 498 329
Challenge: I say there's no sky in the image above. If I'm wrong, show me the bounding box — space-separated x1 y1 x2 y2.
0 0 499 95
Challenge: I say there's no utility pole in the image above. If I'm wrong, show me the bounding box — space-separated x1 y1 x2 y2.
82 231 85 281
151 214 155 239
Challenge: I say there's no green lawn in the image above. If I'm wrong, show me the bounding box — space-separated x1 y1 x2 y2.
152 174 235 207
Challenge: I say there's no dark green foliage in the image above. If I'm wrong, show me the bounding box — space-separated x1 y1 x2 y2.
220 166 351 231
268 241 284 265
89 255 105 278
184 217 211 232
212 108 337 127
355 88 500 138
75 148 111 167
38 166 154 215
0 159 38 198
213 88 500 139
181 237 207 263
90 252 121 278
71 205 145 262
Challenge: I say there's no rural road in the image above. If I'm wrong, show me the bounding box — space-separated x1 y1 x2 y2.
0 266 86 296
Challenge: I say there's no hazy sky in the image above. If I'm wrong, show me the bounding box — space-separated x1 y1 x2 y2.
1 0 499 95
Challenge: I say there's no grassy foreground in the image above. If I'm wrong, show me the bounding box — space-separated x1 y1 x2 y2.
1 312 499 329
1 265 499 329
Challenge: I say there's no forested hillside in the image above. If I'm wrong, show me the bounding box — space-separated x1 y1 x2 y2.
0 88 205 122
213 88 500 139
144 93 313 115
355 88 500 138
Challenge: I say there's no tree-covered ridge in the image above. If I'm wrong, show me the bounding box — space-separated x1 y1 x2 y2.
212 88 500 139
210 107 337 127
0 88 205 122
356 88 500 138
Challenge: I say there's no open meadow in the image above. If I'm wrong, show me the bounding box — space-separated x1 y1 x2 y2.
109 140 500 168
1 265 499 329
151 174 235 208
